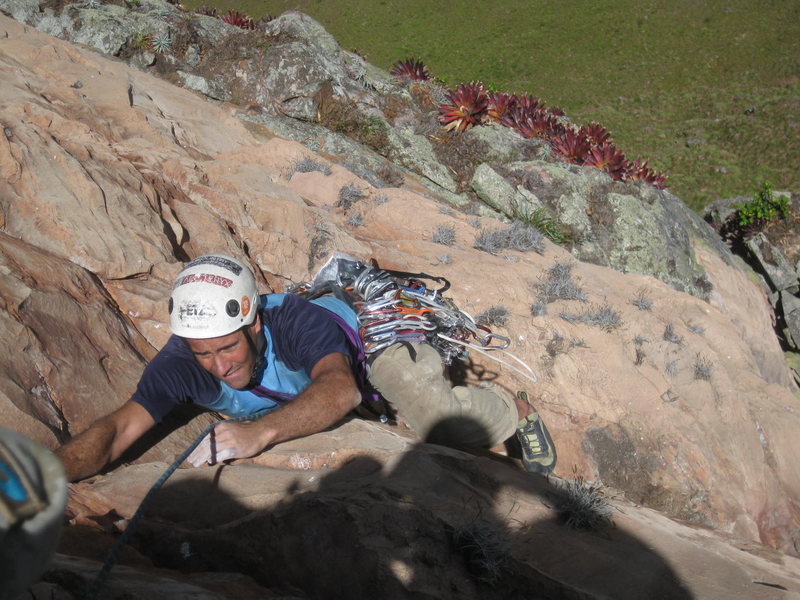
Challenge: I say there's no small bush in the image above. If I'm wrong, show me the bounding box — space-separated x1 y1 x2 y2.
688 323 705 335
375 165 404 187
631 289 652 311
665 360 678 376
475 306 509 328
663 323 683 345
451 522 509 584
692 273 714 301
736 182 790 228
530 300 548 316
316 89 391 155
347 213 364 228
150 31 172 54
582 304 622 331
546 333 566 357
560 304 622 331
553 467 615 531
545 332 585 357
375 195 389 205
635 346 646 366
336 184 366 212
432 225 456 246
474 222 545 255
535 262 587 303
430 131 489 192
693 354 714 380
289 157 332 177
516 207 574 245
437 254 452 264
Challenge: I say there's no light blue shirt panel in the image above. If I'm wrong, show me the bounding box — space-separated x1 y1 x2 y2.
201 294 356 418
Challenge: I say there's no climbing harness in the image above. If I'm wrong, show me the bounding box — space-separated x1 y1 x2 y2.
83 415 255 600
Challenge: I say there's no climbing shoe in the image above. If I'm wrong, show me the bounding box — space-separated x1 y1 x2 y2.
515 392 557 475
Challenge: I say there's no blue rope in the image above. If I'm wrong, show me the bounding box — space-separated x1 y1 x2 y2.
83 415 253 600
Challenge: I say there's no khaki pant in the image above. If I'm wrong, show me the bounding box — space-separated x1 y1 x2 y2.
367 343 518 448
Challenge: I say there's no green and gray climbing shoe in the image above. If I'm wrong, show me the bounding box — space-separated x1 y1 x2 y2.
515 392 556 475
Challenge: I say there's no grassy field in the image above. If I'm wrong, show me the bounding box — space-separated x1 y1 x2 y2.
187 0 799 212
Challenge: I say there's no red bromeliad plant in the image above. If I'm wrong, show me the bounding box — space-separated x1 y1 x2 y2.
515 94 544 113
486 92 517 124
584 142 628 180
504 106 562 141
414 66 669 188
580 123 612 146
500 105 526 130
551 128 592 163
515 94 562 114
626 158 669 189
438 83 489 132
220 10 255 30
390 58 431 82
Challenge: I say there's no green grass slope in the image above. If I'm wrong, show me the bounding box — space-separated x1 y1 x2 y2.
190 0 800 212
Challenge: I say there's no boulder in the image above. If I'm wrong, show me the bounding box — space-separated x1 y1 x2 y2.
0 233 150 447
504 161 726 298
470 163 523 216
746 233 799 293
703 195 750 228
386 126 459 193
782 291 800 350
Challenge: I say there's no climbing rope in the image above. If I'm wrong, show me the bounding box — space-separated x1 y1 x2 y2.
83 415 253 600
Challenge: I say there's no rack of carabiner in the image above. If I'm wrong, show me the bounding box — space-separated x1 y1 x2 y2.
345 266 511 364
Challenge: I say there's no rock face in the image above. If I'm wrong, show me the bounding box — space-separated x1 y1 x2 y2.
55 428 800 600
1 9 800 598
4 0 732 299
704 195 800 385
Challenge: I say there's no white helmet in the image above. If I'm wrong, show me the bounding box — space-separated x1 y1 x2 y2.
168 254 259 339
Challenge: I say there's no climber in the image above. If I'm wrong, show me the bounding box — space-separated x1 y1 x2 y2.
56 254 555 482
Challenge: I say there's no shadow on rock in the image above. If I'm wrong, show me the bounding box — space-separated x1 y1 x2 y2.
71 417 694 599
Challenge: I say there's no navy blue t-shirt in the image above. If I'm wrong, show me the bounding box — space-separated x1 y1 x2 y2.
131 294 356 422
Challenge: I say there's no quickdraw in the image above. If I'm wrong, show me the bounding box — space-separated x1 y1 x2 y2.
289 253 511 366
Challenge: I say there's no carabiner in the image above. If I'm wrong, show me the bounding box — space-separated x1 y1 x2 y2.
477 332 511 350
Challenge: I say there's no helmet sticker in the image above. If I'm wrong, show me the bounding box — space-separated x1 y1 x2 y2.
177 300 217 327
225 299 240 318
186 256 243 275
241 296 251 317
176 273 233 288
